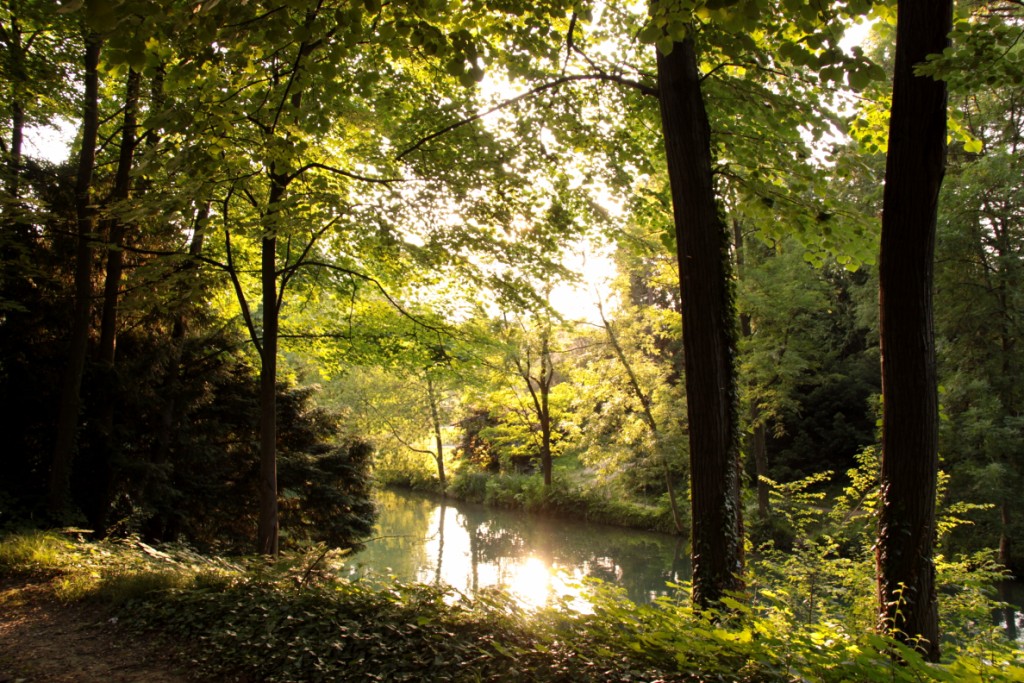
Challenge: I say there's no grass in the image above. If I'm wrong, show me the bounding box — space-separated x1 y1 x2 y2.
0 530 76 573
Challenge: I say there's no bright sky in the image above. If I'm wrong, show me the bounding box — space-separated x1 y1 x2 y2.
23 119 75 164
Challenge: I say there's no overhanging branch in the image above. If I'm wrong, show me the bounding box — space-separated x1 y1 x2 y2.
396 73 658 160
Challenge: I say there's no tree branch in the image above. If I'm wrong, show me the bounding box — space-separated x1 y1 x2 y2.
287 161 405 185
296 260 447 334
396 73 658 160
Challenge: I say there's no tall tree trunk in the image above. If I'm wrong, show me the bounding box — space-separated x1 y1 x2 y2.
876 0 951 661
86 68 141 534
751 422 769 519
48 33 102 516
97 68 141 367
426 376 447 493
257 176 285 556
6 100 23 202
539 329 553 489
657 35 743 608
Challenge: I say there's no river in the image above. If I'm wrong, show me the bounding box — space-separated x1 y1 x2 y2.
345 488 1023 644
341 488 689 608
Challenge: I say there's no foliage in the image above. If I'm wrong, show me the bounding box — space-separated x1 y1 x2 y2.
444 469 681 534
3 532 1021 682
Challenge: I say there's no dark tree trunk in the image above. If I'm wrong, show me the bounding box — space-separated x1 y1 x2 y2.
257 176 285 556
6 100 23 201
876 0 951 661
751 422 769 519
657 36 743 608
48 33 102 516
97 69 141 367
153 205 208 470
145 217 206 541
539 329 553 489
87 69 141 534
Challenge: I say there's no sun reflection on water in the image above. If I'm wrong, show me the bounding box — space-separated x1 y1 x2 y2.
345 490 690 612
498 556 594 613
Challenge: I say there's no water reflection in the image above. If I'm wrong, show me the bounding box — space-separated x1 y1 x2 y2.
1000 581 1024 645
343 489 690 609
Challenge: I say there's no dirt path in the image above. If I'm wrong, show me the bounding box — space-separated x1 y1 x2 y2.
0 579 190 683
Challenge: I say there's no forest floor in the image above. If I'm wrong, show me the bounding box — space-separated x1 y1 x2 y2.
0 577 189 683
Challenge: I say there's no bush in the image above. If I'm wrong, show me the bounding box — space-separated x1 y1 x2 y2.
13 533 1021 683
446 469 490 503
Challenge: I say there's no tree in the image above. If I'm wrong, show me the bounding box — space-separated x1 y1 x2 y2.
655 33 743 607
48 29 101 516
633 0 883 606
591 286 686 533
875 0 952 660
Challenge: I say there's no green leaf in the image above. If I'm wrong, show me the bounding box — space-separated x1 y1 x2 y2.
638 23 662 45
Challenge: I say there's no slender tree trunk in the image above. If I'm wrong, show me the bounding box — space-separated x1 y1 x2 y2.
6 100 23 201
876 0 951 661
751 422 769 518
257 176 285 556
48 33 102 516
146 206 207 540
154 206 208 466
539 329 553 489
657 35 743 608
435 502 446 583
426 376 447 493
97 69 141 367
598 304 684 534
84 69 141 534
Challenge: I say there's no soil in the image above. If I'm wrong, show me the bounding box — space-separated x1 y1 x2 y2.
0 578 190 683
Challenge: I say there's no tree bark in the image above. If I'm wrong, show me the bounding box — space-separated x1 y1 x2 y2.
539 328 553 489
876 0 951 661
48 33 102 516
97 68 141 367
257 176 285 556
87 67 140 534
657 35 743 608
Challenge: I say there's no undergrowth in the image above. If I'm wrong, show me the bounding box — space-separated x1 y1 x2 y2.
2 528 1022 682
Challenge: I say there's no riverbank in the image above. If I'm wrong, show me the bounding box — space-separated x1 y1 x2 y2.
2 531 1019 682
387 469 684 536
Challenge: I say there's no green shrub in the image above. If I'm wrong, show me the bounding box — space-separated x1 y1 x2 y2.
446 469 490 503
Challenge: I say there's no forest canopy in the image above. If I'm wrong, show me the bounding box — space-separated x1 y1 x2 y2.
1 0 1022 663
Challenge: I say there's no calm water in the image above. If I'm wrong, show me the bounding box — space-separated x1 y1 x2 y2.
342 488 689 607
345 489 1023 645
